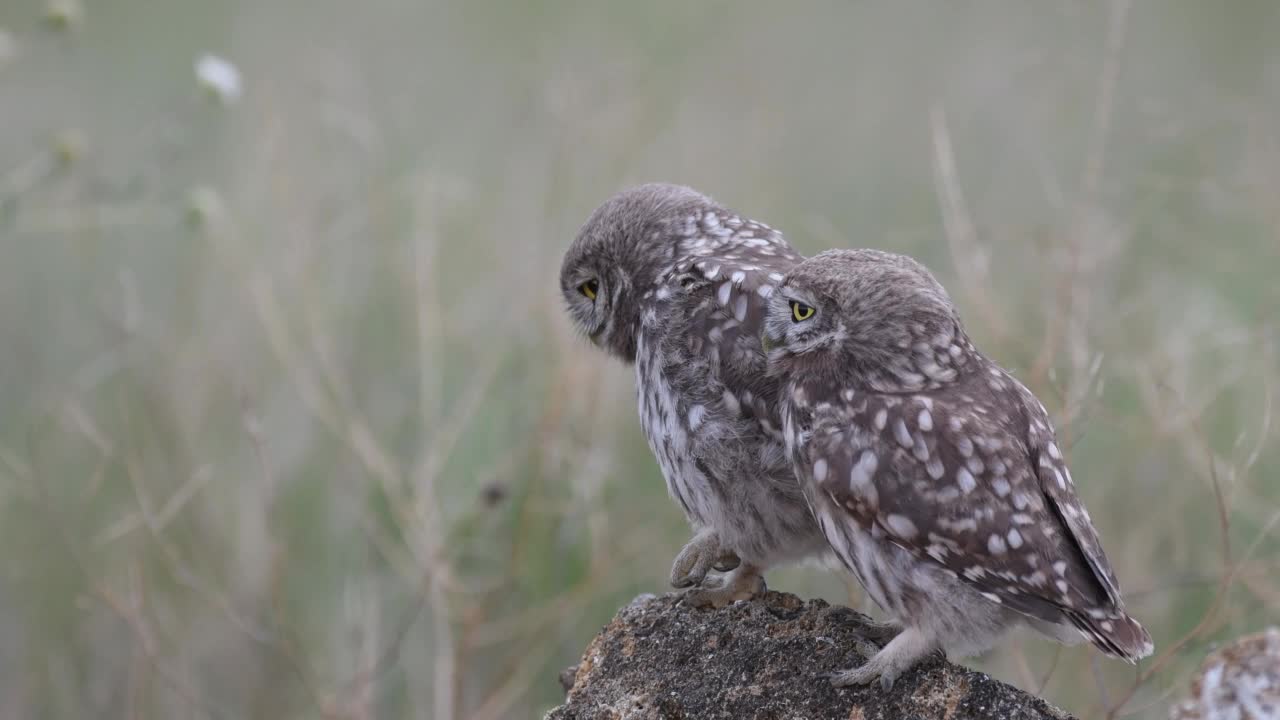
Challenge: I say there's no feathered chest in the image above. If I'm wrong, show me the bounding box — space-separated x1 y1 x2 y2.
634 316 707 522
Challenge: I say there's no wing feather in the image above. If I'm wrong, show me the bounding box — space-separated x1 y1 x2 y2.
1014 384 1126 607
806 366 1115 625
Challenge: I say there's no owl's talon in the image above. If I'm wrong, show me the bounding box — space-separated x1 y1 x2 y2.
669 529 722 589
828 662 899 691
712 550 741 572
671 576 698 590
679 566 764 608
828 666 871 688
879 669 898 692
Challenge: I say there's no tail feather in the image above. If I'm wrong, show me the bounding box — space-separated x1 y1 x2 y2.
1066 608 1154 663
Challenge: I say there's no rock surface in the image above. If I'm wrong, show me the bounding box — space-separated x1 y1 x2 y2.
547 591 1073 720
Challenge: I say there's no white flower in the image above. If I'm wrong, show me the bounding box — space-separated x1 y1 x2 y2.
195 54 242 103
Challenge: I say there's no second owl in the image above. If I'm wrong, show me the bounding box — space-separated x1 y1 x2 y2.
764 248 1152 690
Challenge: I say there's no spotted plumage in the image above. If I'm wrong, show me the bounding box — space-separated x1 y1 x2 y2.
764 248 1152 690
560 184 827 606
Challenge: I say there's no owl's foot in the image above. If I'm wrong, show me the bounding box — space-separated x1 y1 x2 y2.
712 551 741 572
669 530 739 589
828 626 935 692
678 565 765 608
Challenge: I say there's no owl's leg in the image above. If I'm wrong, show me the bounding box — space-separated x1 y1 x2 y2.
678 564 766 608
857 618 904 647
828 626 936 692
669 528 731 589
824 608 902 647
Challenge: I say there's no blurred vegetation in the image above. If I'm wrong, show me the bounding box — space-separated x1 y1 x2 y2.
0 1 1277 718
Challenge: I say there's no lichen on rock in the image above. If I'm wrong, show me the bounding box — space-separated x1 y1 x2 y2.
1171 627 1280 720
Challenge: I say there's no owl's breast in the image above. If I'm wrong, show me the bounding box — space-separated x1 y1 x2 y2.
635 325 708 525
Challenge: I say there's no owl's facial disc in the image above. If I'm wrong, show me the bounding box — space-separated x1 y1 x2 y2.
764 286 837 364
578 277 607 345
561 267 609 345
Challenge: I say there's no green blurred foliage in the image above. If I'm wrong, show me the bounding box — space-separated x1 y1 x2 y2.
0 1 1277 718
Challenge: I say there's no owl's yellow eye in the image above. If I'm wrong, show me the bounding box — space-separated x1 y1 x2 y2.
580 279 599 300
791 300 815 322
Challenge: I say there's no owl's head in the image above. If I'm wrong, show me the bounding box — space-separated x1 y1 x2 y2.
763 249 969 391
560 183 720 362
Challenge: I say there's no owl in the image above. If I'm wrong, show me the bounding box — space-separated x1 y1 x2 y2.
763 248 1153 689
560 184 828 607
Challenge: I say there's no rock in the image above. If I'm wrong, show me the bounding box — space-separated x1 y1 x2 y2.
547 591 1073 719
1171 627 1280 720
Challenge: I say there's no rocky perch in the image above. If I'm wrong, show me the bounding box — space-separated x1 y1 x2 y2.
548 591 1072 720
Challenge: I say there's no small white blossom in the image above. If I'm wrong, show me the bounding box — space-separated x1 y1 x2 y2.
195 54 242 103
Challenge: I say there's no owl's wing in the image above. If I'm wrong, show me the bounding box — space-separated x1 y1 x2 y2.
1014 384 1124 607
806 368 1121 628
1013 383 1150 659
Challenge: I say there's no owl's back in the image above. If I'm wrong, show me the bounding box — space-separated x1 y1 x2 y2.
788 351 1151 661
634 210 822 566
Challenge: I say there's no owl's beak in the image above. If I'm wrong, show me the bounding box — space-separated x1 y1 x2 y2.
761 332 775 354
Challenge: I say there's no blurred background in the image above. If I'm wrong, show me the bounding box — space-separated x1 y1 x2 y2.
1 1 1278 718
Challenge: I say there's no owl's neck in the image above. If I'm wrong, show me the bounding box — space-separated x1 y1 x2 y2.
851 320 976 394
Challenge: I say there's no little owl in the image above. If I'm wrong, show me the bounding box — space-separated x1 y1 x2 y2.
763 248 1153 689
560 184 827 606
